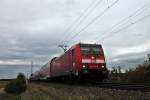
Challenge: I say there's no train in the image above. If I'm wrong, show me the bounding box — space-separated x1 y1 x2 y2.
30 43 108 81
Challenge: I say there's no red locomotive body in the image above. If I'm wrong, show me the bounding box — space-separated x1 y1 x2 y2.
30 43 108 80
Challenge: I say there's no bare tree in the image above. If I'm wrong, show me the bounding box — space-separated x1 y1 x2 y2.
148 54 150 62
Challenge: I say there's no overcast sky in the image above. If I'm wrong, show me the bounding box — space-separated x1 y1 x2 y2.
0 0 150 69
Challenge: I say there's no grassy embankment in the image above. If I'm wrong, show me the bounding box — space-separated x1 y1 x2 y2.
0 82 106 100
0 81 150 100
0 81 9 89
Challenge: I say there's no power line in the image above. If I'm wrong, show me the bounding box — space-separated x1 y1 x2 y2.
96 14 150 43
57 0 99 45
94 1 150 43
65 0 120 44
61 0 104 44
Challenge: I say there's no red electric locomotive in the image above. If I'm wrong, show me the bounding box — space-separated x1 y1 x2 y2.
30 43 108 81
30 70 41 80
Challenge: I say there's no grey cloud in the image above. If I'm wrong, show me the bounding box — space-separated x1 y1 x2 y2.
108 57 145 70
0 0 150 69
107 50 150 69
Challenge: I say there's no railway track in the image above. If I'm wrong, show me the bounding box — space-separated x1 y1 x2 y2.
85 81 150 92
31 80 150 92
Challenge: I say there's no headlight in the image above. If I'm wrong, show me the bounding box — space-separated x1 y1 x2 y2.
83 65 86 68
73 62 75 68
91 56 95 59
101 66 104 68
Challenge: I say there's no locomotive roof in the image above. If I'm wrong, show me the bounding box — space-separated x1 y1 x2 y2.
79 43 102 47
70 43 102 50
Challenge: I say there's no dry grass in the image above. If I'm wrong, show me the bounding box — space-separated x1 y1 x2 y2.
0 82 150 100
0 81 8 89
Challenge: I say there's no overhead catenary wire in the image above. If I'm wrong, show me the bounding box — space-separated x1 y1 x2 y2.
57 0 100 45
94 1 150 43
64 0 120 45
96 14 150 43
61 0 104 44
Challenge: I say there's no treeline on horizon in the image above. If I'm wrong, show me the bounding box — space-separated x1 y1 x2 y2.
109 54 150 83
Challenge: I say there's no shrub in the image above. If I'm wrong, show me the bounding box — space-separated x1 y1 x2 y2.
17 73 26 84
4 73 27 94
123 63 150 83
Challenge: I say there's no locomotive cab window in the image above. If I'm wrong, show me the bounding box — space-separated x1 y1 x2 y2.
80 46 102 54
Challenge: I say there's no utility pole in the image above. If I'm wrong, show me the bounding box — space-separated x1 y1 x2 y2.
31 61 33 75
148 54 150 62
58 45 68 52
26 72 29 84
107 0 110 8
